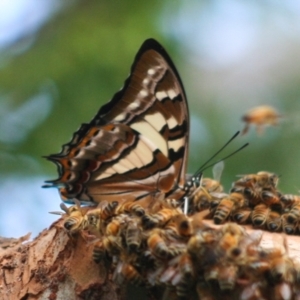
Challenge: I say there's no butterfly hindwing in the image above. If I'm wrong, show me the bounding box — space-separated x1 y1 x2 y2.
45 39 189 204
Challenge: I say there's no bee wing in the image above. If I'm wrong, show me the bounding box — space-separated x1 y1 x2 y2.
49 211 64 215
210 192 228 199
212 161 224 182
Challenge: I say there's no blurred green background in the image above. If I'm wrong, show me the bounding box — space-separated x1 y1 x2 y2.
1 0 300 237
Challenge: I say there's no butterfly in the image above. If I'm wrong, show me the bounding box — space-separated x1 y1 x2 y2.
44 39 196 206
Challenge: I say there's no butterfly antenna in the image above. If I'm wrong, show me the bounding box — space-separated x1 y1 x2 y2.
198 142 249 175
194 131 240 175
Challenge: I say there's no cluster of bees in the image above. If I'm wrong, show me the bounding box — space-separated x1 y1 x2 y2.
54 170 300 299
192 170 300 235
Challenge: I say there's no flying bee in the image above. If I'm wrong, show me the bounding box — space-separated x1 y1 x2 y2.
241 105 282 136
213 192 245 224
266 211 282 232
251 204 270 228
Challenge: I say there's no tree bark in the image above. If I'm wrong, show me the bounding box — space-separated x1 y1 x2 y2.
1 219 299 300
0 219 119 300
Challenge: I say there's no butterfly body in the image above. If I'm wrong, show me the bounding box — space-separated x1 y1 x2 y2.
45 39 192 206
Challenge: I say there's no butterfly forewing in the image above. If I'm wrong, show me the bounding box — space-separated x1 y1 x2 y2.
45 39 189 204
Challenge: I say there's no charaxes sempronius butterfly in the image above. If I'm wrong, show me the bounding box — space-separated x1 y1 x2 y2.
44 39 203 206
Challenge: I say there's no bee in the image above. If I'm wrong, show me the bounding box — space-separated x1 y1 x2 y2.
259 242 294 284
217 223 246 261
82 201 119 236
193 188 227 213
92 239 112 272
239 282 265 300
280 194 300 209
202 178 224 193
99 201 119 220
281 214 297 235
217 263 239 291
102 234 123 256
261 191 282 211
271 282 293 300
241 105 282 136
203 263 238 291
147 229 171 259
191 161 224 213
142 207 180 229
125 220 143 252
213 193 245 224
187 229 219 266
54 200 91 235
203 161 225 192
164 198 181 209
114 262 144 286
266 211 282 232
231 207 252 224
166 214 193 238
234 171 279 190
159 252 195 298
251 204 270 228
196 282 215 300
203 264 220 287
106 214 129 236
116 199 149 217
192 187 213 211
286 201 300 224
242 186 262 207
